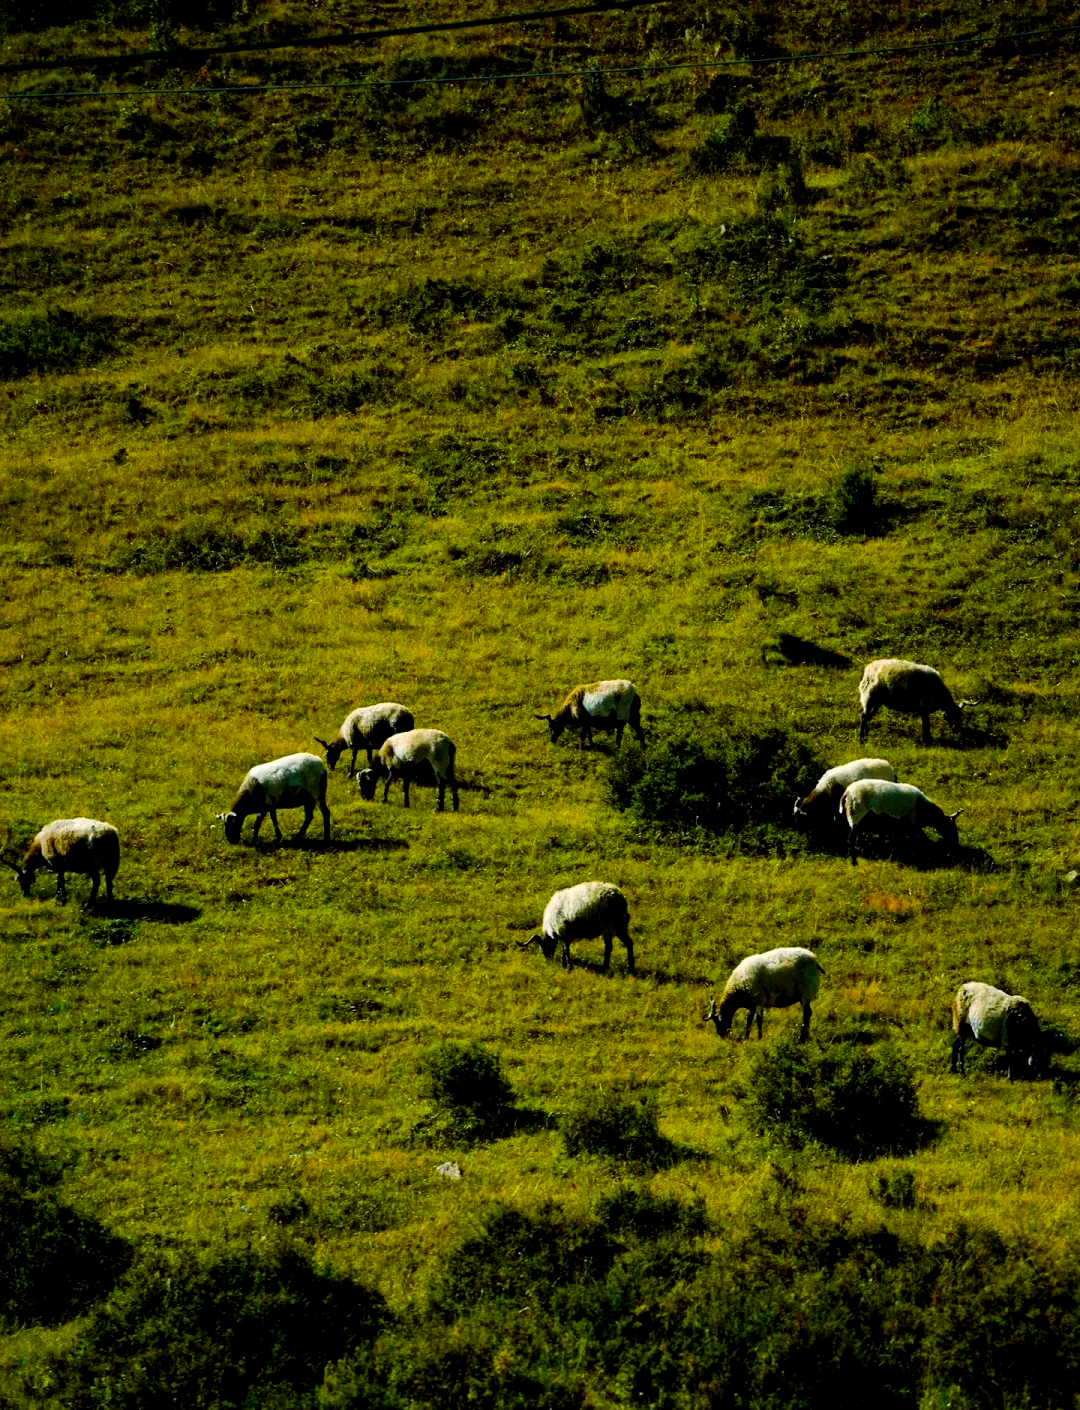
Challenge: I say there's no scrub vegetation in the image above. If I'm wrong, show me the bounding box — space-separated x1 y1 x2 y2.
3 0 1080 1403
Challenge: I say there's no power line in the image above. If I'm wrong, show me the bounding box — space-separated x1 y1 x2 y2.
0 0 664 75
5 21 1076 104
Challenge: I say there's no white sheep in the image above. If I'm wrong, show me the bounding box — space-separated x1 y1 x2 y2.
858 658 975 745
950 981 1045 1081
357 729 459 811
517 881 634 973
535 679 645 748
218 752 330 845
704 946 824 1041
840 778 961 864
315 702 414 775
7 818 120 905
793 757 897 822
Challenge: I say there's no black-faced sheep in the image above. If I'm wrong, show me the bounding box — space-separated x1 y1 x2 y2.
793 757 897 823
315 702 414 775
950 981 1045 1081
7 818 120 904
218 752 330 845
357 729 458 811
535 679 645 748
840 778 961 865
704 946 823 1041
517 881 634 973
858 658 975 745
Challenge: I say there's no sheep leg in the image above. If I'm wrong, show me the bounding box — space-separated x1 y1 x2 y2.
450 775 459 812
602 933 613 973
296 802 314 838
950 1034 967 1075
743 1008 755 1039
104 870 114 903
319 799 331 842
800 1002 812 1042
269 808 283 842
847 826 860 866
755 1008 764 1039
401 776 411 808
615 720 625 747
55 871 67 904
921 713 933 746
350 747 362 776
859 701 879 741
251 813 265 844
88 871 101 904
561 939 573 971
436 778 445 812
621 929 635 975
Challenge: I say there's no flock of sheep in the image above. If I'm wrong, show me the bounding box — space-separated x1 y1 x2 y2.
4 662 1045 1083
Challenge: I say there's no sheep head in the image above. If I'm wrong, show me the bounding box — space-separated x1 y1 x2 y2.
518 933 558 960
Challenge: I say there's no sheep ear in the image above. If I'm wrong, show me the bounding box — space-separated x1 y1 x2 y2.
517 935 542 951
533 713 553 722
948 810 964 821
214 812 228 823
314 736 332 749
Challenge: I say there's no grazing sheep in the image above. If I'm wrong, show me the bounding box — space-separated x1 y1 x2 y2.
950 981 1045 1081
535 679 645 749
858 658 975 745
315 702 414 775
704 946 824 1041
517 881 634 973
218 752 330 845
357 729 458 811
840 778 961 864
7 818 120 905
794 757 897 823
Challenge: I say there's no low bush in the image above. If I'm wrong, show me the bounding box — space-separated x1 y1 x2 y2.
0 308 116 379
416 1041 515 1143
54 1242 387 1409
428 1204 618 1317
560 1088 673 1168
607 715 820 846
833 462 880 534
745 1030 927 1159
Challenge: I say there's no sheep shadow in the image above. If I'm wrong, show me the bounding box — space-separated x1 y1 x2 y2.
264 836 409 854
89 897 201 924
763 634 852 670
843 829 997 873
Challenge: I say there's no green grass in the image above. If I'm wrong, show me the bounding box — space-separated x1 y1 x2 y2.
4 0 1080 1402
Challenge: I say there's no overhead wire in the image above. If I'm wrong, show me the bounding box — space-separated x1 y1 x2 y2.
2 13 1075 103
1 0 663 74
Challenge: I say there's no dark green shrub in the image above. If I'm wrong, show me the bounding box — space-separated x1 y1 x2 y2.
56 1243 387 1409
0 309 115 380
872 1168 918 1210
672 216 846 314
597 1186 707 1241
686 106 758 174
833 463 880 534
607 716 820 845
746 1030 926 1159
0 1139 130 1327
560 1088 671 1168
429 1205 617 1316
416 1041 514 1142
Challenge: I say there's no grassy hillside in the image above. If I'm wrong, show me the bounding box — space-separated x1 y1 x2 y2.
3 0 1080 1404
